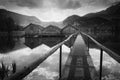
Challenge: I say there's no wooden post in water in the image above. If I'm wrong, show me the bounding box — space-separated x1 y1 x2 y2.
99 48 103 80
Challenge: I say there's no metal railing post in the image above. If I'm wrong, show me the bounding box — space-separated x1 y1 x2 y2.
59 33 63 80
59 45 62 80
99 48 103 80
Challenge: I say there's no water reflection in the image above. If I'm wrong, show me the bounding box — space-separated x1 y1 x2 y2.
25 37 65 48
24 45 70 80
0 36 72 80
25 36 76 48
89 48 120 80
25 37 43 49
1 36 120 80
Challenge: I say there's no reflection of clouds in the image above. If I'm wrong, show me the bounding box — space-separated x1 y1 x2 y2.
0 43 70 80
25 67 58 80
0 44 51 70
33 67 58 79
89 48 119 70
0 44 31 66
43 44 70 65
0 44 50 60
41 45 70 69
25 44 70 80
32 44 50 54
89 48 100 69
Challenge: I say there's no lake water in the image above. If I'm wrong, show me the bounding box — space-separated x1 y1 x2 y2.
0 37 120 80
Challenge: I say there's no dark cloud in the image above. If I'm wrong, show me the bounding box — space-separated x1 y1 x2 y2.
88 0 120 7
57 0 120 9
57 0 82 9
0 0 119 9
0 0 43 8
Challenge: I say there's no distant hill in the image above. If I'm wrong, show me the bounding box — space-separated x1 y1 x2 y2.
0 2 120 29
0 9 41 27
63 14 110 29
40 21 63 29
63 15 86 25
84 2 120 19
0 9 65 29
63 2 120 29
105 2 120 17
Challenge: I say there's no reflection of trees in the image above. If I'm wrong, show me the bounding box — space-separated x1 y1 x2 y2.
0 16 23 31
0 16 16 52
0 16 14 31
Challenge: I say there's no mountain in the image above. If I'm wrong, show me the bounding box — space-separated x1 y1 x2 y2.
63 15 86 26
0 9 64 28
84 2 120 19
0 9 41 27
105 2 120 17
63 2 120 28
40 21 63 29
63 14 109 29
0 9 64 29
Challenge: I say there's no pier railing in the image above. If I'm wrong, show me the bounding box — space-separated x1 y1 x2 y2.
81 32 120 80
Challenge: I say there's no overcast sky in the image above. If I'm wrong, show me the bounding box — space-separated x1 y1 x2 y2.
0 0 120 22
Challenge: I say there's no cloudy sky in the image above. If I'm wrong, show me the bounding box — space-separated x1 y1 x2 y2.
0 0 120 22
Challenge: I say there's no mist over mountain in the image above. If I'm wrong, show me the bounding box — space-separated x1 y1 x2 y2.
0 8 65 29
0 9 42 27
40 21 63 29
63 15 83 25
0 2 120 29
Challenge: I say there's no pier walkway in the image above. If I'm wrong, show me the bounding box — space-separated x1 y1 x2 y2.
61 34 96 80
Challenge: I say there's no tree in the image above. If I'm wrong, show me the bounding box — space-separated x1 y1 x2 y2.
0 17 15 52
112 19 120 40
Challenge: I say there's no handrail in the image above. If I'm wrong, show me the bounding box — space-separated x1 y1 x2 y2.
5 33 78 80
81 32 120 63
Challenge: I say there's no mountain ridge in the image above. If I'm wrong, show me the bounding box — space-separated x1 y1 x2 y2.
63 2 120 29
0 1 120 29
0 9 42 27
